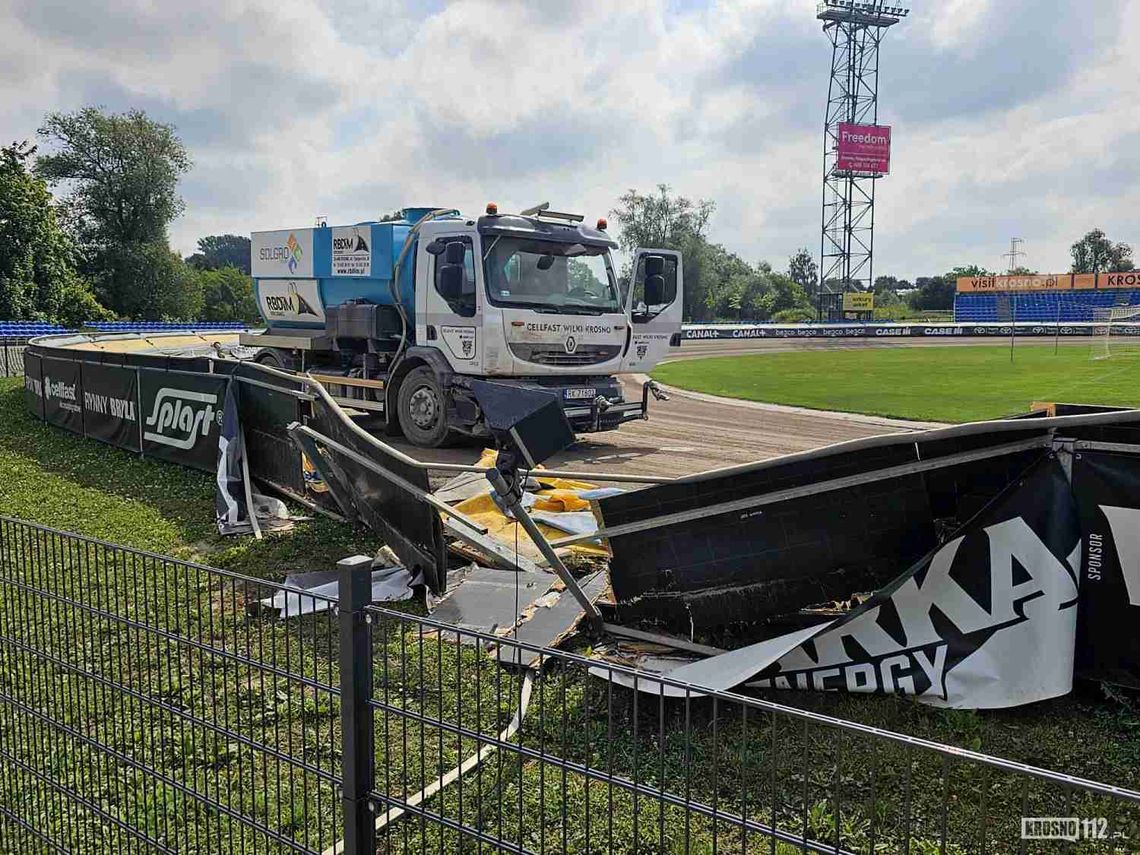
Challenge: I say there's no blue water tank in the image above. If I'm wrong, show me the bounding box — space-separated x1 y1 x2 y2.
250 209 458 330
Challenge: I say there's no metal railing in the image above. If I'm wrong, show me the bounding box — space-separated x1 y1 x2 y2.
0 516 343 853
362 609 1140 855
1 515 1137 854
0 338 28 379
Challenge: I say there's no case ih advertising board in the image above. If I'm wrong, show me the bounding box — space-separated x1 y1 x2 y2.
836 122 892 175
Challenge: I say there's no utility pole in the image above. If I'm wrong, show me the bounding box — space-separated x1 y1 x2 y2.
1003 237 1026 274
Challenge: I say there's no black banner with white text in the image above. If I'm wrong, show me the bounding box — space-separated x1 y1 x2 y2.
1073 451 1140 689
81 363 140 451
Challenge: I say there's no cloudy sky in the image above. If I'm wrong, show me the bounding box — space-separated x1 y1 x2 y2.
2 0 1136 280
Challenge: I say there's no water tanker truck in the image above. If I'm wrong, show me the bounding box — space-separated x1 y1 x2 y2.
240 204 683 447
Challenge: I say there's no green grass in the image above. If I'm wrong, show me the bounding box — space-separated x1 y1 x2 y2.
0 379 375 575
1 377 1138 853
653 345 1140 423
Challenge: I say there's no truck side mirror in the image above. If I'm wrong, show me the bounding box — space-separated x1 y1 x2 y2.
444 240 466 265
644 274 666 306
644 255 665 278
438 264 464 299
425 239 446 256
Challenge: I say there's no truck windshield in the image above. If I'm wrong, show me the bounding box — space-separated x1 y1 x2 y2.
482 237 620 313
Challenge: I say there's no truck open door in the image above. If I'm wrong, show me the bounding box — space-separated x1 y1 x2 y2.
620 248 683 373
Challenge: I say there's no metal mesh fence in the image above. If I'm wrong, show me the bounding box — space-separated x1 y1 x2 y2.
0 515 1137 854
0 339 28 379
0 516 343 854
365 609 1140 855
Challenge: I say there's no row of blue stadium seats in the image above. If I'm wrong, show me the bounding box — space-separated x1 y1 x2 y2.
0 320 248 334
955 291 1140 322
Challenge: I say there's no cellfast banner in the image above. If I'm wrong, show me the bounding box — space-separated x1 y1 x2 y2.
41 357 83 434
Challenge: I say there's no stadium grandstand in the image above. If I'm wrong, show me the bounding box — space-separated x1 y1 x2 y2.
955 271 1140 322
0 320 249 338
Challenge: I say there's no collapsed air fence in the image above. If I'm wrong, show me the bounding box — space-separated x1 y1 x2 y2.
3 519 1139 854
7 329 1140 852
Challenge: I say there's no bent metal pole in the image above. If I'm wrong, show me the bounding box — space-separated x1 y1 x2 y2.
483 465 604 631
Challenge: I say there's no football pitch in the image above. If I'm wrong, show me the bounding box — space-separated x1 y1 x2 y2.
653 344 1140 423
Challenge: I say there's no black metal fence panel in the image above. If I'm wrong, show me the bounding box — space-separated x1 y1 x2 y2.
0 516 1137 854
1 339 28 380
364 608 1140 855
0 517 342 853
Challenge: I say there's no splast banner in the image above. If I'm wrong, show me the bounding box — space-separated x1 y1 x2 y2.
638 459 1084 709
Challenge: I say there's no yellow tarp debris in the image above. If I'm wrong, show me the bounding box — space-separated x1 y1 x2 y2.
446 449 606 561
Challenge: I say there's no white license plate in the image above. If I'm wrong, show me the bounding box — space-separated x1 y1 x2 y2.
563 388 597 401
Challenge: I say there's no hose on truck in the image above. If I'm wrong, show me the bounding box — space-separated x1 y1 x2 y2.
388 208 461 368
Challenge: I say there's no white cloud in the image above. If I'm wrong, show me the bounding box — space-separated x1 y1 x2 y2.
0 0 1136 281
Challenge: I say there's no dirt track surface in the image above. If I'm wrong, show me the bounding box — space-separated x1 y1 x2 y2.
394 336 1046 481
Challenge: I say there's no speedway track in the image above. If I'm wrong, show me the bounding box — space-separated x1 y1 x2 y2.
405 335 1071 480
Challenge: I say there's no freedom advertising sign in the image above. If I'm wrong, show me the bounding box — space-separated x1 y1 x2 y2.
836 122 891 175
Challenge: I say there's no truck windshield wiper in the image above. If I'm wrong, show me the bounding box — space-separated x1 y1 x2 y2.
551 304 607 315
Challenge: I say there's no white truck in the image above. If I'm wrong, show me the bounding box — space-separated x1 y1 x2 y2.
240 204 683 447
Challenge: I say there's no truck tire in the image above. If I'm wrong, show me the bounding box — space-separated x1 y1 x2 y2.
255 348 289 370
397 366 452 448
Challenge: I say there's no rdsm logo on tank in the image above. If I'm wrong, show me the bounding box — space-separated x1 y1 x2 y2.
143 388 221 451
264 281 319 318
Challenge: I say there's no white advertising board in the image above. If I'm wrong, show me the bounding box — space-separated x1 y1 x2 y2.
252 229 313 278
331 225 372 277
258 279 325 324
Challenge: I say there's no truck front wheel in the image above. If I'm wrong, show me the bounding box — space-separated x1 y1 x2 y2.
397 366 452 448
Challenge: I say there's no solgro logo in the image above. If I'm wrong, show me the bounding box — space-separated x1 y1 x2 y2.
143 388 221 451
285 233 303 273
259 232 305 273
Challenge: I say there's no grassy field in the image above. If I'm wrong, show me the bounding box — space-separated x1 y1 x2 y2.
1 377 1138 852
654 344 1140 422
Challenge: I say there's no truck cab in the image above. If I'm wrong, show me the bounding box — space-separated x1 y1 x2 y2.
241 205 682 447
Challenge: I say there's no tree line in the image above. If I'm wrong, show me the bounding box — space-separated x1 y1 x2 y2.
870 230 1134 314
2 108 1134 326
1 108 258 326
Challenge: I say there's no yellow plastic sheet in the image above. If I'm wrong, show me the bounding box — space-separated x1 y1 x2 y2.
448 450 606 560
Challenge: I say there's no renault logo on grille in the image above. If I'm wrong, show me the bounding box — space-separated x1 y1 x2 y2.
564 336 578 354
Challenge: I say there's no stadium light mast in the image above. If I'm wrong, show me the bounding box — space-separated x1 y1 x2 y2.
817 0 908 321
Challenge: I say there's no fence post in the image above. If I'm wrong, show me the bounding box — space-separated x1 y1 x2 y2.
338 554 376 854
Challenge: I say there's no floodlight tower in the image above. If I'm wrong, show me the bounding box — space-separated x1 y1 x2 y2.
817 0 908 320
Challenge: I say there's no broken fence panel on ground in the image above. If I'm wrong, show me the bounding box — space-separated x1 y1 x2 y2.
2 515 1138 854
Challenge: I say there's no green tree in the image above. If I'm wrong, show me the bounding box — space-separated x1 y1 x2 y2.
948 265 994 278
610 184 715 320
1070 229 1133 274
36 108 193 318
97 242 203 319
788 248 819 297
0 141 108 325
760 270 812 318
198 267 258 322
37 108 190 246
909 275 955 310
187 234 251 274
